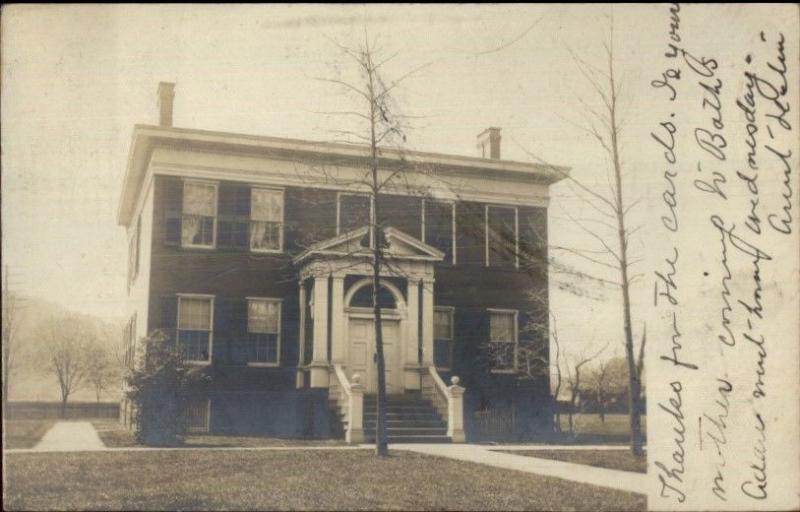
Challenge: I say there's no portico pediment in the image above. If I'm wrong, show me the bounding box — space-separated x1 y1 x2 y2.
293 226 445 265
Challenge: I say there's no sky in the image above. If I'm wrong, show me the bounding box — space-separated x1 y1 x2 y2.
0 4 747 360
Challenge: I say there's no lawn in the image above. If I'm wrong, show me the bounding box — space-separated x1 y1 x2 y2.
4 450 646 511
497 449 647 474
90 420 347 448
555 414 647 443
2 420 55 449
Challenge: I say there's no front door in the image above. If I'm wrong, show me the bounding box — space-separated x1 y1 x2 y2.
348 317 401 394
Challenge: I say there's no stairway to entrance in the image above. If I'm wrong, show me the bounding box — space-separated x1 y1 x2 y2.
361 394 451 443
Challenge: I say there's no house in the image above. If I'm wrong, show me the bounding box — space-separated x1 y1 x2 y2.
118 82 568 443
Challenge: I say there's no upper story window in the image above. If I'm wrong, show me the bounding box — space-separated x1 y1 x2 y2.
247 298 281 366
178 295 214 364
182 181 217 248
433 306 454 370
338 193 372 235
486 205 518 268
250 188 284 252
423 200 455 264
489 309 518 371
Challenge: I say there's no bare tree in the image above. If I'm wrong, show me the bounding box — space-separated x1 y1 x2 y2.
515 13 646 455
586 356 628 423
317 34 425 457
2 266 23 414
85 340 117 403
38 315 94 418
563 344 607 434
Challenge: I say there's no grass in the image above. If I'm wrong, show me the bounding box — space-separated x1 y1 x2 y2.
90 420 138 448
555 414 647 443
3 450 646 511
497 449 647 474
2 420 55 449
90 420 347 448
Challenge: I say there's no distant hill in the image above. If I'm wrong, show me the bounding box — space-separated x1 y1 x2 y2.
6 294 124 402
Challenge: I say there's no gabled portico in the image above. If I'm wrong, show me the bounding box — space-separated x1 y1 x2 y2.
294 226 443 394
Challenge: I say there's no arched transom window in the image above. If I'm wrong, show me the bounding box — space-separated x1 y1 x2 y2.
348 283 398 309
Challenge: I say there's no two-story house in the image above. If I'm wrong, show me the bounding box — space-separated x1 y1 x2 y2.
118 82 568 443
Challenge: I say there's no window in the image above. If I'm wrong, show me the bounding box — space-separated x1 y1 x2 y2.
489 309 517 371
247 298 281 365
433 307 454 370
348 284 397 309
185 399 210 433
182 181 217 248
250 188 284 252
486 206 518 268
338 193 372 235
178 295 214 363
424 201 455 264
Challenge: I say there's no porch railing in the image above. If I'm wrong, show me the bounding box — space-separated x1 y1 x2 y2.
329 364 365 444
421 366 465 442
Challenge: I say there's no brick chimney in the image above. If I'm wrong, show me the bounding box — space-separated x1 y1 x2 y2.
157 82 175 127
477 127 501 159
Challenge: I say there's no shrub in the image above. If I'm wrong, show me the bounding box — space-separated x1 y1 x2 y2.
125 330 210 446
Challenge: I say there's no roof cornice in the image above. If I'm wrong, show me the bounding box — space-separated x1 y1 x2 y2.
117 125 570 226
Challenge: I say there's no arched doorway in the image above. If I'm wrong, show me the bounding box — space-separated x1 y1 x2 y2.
344 279 406 394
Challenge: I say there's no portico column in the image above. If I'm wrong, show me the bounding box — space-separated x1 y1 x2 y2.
421 278 435 367
330 275 346 363
404 279 421 390
310 276 330 388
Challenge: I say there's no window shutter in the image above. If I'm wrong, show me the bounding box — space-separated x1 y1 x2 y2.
160 295 178 334
163 178 183 246
230 298 250 365
218 183 250 251
213 298 234 364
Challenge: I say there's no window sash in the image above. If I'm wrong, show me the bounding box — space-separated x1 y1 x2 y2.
250 221 282 251
249 333 279 364
249 189 283 251
251 188 283 222
490 312 515 343
248 300 280 334
178 330 211 362
184 182 216 216
179 298 212 330
247 299 281 366
434 308 453 340
182 181 217 248
182 214 215 247
489 310 517 371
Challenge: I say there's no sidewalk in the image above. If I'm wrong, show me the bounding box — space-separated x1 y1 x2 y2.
33 421 106 452
393 443 647 495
